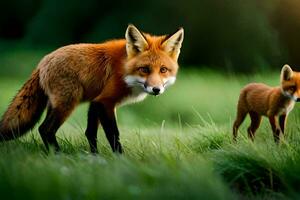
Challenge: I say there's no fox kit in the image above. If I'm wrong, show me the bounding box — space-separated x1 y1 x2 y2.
233 65 300 143
0 25 184 153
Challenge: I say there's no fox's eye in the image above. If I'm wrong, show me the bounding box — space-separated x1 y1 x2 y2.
160 66 168 73
138 66 150 74
289 86 296 92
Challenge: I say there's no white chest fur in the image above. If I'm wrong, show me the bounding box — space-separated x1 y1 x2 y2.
278 101 295 115
119 87 147 106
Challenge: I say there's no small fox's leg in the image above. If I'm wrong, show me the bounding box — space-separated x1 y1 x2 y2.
247 112 262 141
269 116 281 143
233 108 247 141
85 102 100 153
96 102 123 153
279 114 286 135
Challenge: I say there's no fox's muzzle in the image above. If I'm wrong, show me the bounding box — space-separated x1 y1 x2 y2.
152 87 161 96
124 75 176 96
143 83 164 96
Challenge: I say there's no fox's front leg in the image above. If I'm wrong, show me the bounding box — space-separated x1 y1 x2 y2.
268 116 281 143
279 114 287 135
85 102 100 153
95 102 123 154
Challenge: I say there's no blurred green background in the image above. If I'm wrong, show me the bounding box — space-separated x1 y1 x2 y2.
1 0 300 76
2 1 300 199
1 0 300 127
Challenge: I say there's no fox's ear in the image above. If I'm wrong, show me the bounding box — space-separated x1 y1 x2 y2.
162 28 184 60
125 24 149 58
281 64 293 81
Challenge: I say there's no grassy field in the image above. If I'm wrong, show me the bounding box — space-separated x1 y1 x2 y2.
1 64 300 199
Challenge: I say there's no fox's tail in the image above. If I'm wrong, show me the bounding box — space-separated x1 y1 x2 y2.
0 69 48 141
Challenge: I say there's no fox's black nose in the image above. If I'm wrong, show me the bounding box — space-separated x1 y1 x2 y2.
152 87 160 95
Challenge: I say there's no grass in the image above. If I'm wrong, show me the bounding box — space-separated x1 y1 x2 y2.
1 50 300 199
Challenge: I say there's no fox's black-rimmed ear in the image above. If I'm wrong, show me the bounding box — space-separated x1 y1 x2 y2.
125 24 149 58
162 27 184 61
281 64 293 81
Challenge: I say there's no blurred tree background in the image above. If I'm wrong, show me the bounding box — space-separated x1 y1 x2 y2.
0 0 300 74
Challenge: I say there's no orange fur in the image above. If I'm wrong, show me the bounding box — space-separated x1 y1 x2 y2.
233 65 300 143
0 25 184 153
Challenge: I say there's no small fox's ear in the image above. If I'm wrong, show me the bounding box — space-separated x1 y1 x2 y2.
125 24 149 58
162 28 184 60
281 64 293 81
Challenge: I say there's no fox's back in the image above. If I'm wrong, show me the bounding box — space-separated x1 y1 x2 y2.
239 83 279 115
38 41 127 101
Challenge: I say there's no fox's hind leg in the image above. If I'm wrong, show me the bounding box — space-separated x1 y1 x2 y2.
38 78 82 152
247 112 262 141
233 108 248 141
39 106 63 151
85 102 100 153
38 102 78 152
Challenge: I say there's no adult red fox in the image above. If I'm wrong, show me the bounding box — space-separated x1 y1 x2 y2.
0 25 184 153
233 65 299 143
